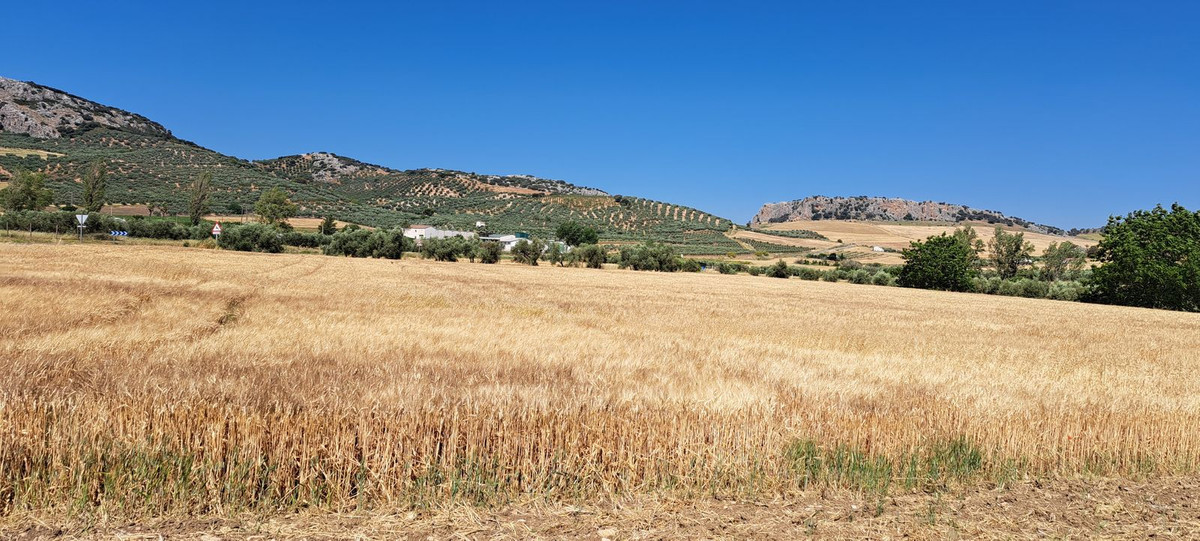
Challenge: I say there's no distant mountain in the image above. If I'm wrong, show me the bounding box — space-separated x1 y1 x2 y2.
0 77 171 139
0 76 737 254
752 196 1067 235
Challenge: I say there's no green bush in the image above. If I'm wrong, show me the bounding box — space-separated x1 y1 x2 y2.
217 223 283 253
795 267 822 281
849 269 872 284
871 271 895 286
767 260 790 278
820 270 839 282
618 242 681 272
680 258 703 272
717 262 741 274
747 266 764 276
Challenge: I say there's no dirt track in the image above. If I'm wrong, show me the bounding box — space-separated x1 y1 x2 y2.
7 477 1198 539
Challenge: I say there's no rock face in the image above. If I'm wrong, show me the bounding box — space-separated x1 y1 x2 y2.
752 196 1062 234
0 77 171 139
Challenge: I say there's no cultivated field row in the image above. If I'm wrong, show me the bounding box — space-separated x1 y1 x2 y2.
1 243 1198 518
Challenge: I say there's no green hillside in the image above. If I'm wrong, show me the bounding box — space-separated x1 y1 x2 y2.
0 77 738 254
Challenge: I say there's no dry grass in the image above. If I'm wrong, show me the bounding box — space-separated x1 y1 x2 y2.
1 242 1199 525
0 147 64 159
764 219 1097 252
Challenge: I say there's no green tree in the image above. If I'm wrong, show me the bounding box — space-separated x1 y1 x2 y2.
546 242 566 266
511 238 545 265
988 227 1034 279
574 244 606 269
555 221 599 246
952 224 985 260
187 172 213 226
254 187 298 226
897 234 979 291
80 160 107 213
318 216 338 235
420 237 465 262
478 241 502 264
1040 241 1086 281
1087 204 1200 312
463 237 483 262
0 170 54 211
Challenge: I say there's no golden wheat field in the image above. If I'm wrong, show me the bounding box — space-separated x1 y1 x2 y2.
2 242 1200 537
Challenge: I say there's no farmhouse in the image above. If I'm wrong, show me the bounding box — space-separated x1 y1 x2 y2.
480 232 528 252
402 225 476 242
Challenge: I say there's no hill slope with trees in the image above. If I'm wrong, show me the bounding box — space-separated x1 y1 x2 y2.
0 76 737 254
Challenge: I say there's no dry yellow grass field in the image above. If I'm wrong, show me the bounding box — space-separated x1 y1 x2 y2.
2 242 1199 536
764 219 1097 252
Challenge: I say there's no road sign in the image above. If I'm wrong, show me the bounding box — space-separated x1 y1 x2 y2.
109 231 128 236
211 222 222 236
75 214 88 226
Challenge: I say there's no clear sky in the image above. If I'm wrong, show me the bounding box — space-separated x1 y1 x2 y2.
6 1 1198 227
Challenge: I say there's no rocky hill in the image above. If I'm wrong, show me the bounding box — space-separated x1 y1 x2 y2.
0 76 736 254
752 196 1065 235
0 77 171 139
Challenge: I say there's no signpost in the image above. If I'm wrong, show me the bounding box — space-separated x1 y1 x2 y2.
75 214 88 241
211 222 222 238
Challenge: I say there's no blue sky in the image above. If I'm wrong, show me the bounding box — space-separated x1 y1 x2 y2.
5 1 1198 227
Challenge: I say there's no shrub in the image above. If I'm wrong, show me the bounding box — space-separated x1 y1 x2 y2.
767 260 790 278
680 258 703 272
849 269 872 284
281 231 328 248
796 267 822 281
717 262 739 274
871 271 895 286
820 270 840 282
618 242 681 272
217 223 283 253
747 266 764 276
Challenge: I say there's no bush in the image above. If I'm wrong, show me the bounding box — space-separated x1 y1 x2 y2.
794 267 821 280
324 229 413 259
849 269 872 284
1047 281 1087 301
217 223 283 253
281 231 328 248
680 258 703 272
820 270 840 282
618 242 681 272
871 271 895 286
767 260 790 278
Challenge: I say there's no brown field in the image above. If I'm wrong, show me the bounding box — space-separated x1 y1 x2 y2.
0 147 64 159
763 219 1097 252
2 242 1199 537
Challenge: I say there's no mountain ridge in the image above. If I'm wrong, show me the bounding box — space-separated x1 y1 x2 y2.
752 195 1069 235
